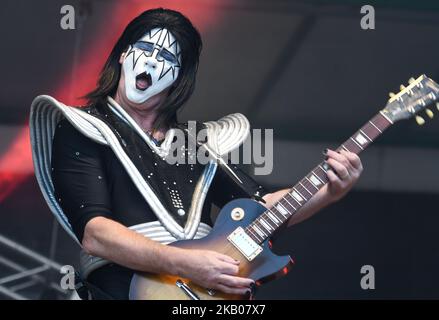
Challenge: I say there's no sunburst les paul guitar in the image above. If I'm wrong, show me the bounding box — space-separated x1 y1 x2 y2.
129 75 439 300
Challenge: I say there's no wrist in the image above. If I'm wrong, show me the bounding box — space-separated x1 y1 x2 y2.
161 246 188 276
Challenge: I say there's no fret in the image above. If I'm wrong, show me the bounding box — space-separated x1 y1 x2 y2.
287 193 303 207
341 144 349 151
252 224 266 238
283 196 298 211
261 212 277 229
368 120 382 133
276 203 290 216
259 218 273 232
362 124 379 140
350 137 364 150
268 207 280 219
293 186 308 203
267 211 280 225
379 110 393 124
310 171 324 185
299 181 313 196
359 129 372 142
374 113 393 129
246 227 261 242
305 176 319 190
345 139 362 153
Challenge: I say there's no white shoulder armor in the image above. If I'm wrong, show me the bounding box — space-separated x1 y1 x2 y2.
204 113 250 157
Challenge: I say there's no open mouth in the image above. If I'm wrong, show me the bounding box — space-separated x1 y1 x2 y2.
135 72 152 91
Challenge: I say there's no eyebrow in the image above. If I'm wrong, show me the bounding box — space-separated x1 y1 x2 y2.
135 41 154 47
161 48 177 58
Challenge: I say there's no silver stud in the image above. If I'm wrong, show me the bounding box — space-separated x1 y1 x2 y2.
154 162 157 166
139 155 142 158
80 204 84 208
173 181 177 185
163 181 166 184
189 179 192 183
98 176 102 179
177 209 185 216
75 152 80 156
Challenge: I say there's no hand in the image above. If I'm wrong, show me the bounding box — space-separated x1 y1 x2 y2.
323 149 363 202
175 249 254 295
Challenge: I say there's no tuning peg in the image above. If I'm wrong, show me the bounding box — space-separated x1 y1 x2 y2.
426 109 434 119
416 116 425 125
400 84 406 91
389 92 396 98
408 77 416 84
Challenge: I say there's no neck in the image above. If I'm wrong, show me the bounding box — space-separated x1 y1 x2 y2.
246 111 393 244
113 90 166 139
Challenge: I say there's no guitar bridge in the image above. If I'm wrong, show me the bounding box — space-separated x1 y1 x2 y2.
227 227 263 261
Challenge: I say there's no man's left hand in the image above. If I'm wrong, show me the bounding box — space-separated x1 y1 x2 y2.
323 149 363 202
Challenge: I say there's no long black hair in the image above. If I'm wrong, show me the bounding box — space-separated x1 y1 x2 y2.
85 8 202 130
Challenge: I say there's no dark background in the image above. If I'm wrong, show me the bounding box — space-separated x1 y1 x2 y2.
0 0 438 299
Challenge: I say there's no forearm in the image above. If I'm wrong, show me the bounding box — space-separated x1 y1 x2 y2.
82 216 184 275
262 188 333 227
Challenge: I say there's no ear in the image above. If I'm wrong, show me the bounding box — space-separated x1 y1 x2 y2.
119 52 126 64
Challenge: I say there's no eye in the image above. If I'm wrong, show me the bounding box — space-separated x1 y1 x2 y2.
160 49 177 64
134 41 154 53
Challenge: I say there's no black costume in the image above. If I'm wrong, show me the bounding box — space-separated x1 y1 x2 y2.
30 95 267 299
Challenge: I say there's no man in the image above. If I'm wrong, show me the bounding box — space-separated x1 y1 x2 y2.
29 8 362 299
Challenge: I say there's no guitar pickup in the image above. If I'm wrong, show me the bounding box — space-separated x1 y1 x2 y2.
227 227 263 261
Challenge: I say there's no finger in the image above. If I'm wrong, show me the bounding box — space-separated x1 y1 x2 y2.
326 158 349 179
340 150 362 170
216 253 240 265
215 284 250 295
326 149 351 168
326 169 343 188
218 274 254 288
218 262 240 275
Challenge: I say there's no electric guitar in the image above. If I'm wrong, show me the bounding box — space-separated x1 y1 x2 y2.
129 75 439 300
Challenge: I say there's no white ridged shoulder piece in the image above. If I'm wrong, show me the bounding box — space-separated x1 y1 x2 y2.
203 113 250 156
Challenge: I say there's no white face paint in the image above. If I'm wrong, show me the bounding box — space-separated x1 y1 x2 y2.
122 28 181 104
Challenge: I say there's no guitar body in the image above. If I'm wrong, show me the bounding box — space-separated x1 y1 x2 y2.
129 198 294 300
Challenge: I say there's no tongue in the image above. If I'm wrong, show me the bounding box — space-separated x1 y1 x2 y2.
136 78 149 90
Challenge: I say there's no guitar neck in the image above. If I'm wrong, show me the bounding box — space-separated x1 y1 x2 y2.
246 111 394 244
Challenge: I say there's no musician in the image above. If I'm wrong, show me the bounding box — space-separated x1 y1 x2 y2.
30 8 362 299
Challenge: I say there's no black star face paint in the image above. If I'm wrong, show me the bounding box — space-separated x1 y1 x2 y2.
123 27 182 103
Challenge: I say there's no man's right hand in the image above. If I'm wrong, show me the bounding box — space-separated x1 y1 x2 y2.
173 249 254 295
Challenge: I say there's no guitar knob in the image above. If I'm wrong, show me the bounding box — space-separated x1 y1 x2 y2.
415 116 425 125
389 92 395 98
400 84 406 91
426 109 434 119
408 77 416 84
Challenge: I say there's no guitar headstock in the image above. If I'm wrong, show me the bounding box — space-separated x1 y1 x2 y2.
381 75 439 125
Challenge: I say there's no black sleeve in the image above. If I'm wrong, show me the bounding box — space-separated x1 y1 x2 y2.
51 119 113 242
209 163 269 209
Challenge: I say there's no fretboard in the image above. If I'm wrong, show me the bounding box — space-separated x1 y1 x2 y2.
245 112 393 244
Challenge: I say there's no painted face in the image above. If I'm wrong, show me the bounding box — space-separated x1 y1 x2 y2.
122 27 181 104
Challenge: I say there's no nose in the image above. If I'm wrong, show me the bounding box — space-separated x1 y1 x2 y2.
145 57 157 69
